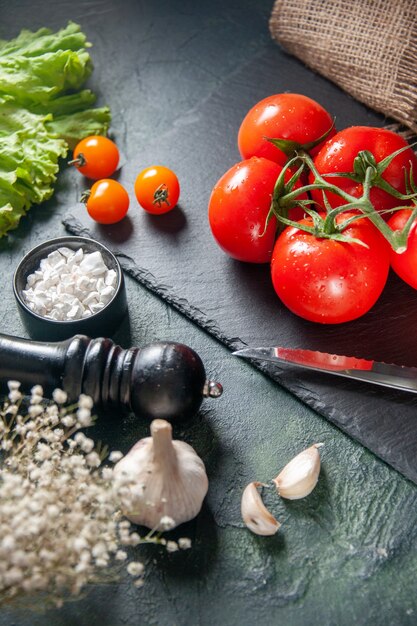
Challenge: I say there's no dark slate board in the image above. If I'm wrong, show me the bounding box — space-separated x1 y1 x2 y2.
64 43 417 484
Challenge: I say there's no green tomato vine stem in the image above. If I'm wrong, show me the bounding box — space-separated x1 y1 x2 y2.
269 150 417 252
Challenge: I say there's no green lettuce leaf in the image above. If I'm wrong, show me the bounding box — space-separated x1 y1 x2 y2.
0 22 90 57
0 22 111 237
46 107 111 150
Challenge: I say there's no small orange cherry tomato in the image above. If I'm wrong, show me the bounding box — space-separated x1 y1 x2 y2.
71 135 120 179
134 165 180 214
84 179 129 224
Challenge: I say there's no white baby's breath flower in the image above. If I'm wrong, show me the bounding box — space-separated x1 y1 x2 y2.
7 381 21 391
159 516 176 531
109 450 123 463
118 520 131 531
61 415 75 428
30 394 43 406
178 538 192 550
107 541 119 554
92 542 107 558
10 550 27 568
1 535 16 553
47 505 60 518
4 567 23 586
52 388 67 404
73 537 88 552
30 385 43 397
46 404 59 417
25 431 39 445
14 424 26 436
126 561 144 577
128 532 141 547
166 541 179 553
0 384 187 608
101 467 114 481
78 394 94 410
29 467 42 481
39 549 55 563
80 437 95 453
28 404 44 418
4 404 18 416
85 452 101 468
8 390 22 403
77 408 92 427
78 551 91 565
34 443 53 462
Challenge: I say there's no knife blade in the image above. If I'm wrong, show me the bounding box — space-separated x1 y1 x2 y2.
232 346 417 394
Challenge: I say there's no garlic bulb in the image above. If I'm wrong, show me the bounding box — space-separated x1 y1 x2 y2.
273 443 323 500
114 419 208 531
241 481 281 536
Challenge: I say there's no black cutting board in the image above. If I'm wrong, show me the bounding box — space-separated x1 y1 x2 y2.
64 43 417 484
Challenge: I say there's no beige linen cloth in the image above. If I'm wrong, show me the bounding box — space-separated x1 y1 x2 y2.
270 0 417 133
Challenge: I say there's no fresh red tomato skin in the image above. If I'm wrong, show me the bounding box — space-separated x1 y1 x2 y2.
271 213 390 324
310 127 417 214
388 210 417 289
73 136 120 180
208 157 307 263
86 179 129 224
238 93 335 166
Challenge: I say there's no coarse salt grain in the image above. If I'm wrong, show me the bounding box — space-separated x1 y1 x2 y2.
22 247 117 321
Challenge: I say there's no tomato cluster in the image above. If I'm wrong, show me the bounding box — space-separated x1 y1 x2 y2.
208 93 417 324
70 136 180 224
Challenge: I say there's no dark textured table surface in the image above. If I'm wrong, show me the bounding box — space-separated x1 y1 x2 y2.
1 1 417 625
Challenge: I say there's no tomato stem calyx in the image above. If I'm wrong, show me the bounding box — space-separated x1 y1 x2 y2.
80 189 91 204
324 144 417 201
68 153 87 168
153 183 170 207
264 119 336 159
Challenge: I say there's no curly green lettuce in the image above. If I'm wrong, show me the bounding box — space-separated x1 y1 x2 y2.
0 22 111 236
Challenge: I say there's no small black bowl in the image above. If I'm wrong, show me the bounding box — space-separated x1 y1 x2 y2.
13 236 128 341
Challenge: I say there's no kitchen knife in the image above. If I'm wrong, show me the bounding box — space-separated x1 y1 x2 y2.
233 346 417 394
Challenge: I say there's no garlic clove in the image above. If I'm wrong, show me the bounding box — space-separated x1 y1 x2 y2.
241 481 281 536
273 443 323 500
114 419 208 531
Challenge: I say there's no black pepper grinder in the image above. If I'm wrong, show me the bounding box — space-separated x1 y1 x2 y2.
0 333 222 421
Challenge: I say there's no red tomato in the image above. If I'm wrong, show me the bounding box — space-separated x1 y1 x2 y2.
388 209 417 289
310 126 417 214
72 136 120 180
85 179 129 224
237 93 335 166
134 166 180 214
271 213 390 324
208 157 307 263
